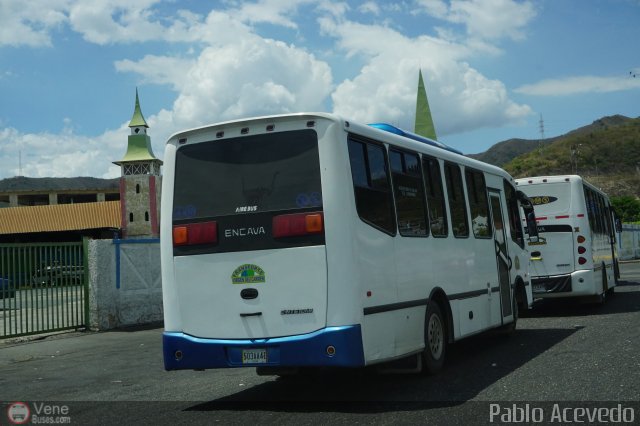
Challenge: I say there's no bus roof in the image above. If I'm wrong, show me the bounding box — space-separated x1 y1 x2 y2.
166 112 514 182
367 123 463 155
515 175 582 185
515 175 609 198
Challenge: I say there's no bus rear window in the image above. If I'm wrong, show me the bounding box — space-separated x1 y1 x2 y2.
173 129 322 220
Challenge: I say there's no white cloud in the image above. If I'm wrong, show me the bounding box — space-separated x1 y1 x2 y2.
324 16 532 135
230 0 315 28
1 0 316 47
0 0 205 47
166 36 333 129
115 55 196 91
0 125 125 178
67 0 202 45
0 0 70 47
115 11 333 144
358 2 381 15
515 75 640 96
415 0 537 41
0 3 335 180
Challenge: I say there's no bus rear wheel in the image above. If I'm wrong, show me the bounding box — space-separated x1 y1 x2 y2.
422 300 446 375
597 267 609 305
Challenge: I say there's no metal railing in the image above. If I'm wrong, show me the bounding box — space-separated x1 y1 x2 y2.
0 241 88 339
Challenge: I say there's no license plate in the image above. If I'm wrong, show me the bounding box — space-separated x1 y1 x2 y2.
242 348 268 364
533 284 546 293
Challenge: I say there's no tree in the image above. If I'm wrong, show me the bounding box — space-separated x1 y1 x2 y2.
610 196 640 223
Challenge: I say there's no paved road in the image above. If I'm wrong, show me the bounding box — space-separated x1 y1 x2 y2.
1 264 639 425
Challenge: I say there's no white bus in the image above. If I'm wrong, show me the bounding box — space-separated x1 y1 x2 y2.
515 175 619 303
160 113 538 375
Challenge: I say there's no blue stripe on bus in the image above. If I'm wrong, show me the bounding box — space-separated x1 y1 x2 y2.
367 123 464 155
163 325 365 370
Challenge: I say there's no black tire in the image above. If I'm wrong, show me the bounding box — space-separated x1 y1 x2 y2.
597 268 608 305
613 259 620 284
501 293 519 335
422 300 446 375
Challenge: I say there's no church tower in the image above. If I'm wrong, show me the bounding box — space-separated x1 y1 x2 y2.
113 89 162 238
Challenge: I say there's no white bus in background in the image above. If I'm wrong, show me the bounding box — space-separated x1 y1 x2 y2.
160 113 539 376
515 175 619 303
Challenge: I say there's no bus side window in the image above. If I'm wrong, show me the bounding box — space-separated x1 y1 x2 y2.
584 188 596 233
465 168 492 239
348 138 396 235
390 149 428 237
598 195 609 237
422 156 448 237
444 162 469 238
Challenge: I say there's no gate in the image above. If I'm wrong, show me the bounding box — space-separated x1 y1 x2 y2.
0 241 88 339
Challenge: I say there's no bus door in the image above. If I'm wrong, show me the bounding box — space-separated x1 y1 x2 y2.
489 192 512 319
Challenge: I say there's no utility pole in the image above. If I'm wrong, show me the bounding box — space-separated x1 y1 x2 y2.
571 144 582 175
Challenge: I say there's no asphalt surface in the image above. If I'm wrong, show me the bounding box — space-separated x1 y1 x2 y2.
1 263 639 425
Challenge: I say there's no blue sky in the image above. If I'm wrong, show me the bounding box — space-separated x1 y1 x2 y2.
1 0 639 179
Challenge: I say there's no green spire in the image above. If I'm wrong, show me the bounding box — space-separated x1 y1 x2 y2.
414 70 438 140
128 88 149 128
114 89 161 167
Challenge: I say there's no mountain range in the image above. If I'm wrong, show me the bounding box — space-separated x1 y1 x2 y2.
468 115 640 198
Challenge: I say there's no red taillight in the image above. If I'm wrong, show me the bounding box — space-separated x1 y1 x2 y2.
578 246 586 254
578 257 587 265
273 212 323 238
577 235 586 243
173 222 218 246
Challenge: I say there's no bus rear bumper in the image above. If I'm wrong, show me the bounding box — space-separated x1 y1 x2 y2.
163 325 365 371
532 274 572 294
532 270 596 298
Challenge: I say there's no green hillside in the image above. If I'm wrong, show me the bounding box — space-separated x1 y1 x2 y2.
473 115 640 198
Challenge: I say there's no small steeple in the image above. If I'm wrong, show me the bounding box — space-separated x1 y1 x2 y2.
128 88 149 131
414 70 438 141
114 89 162 170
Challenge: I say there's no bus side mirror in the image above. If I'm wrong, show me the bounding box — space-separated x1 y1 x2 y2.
525 211 539 243
516 190 539 243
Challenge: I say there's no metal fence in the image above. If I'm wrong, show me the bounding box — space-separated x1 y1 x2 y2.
620 224 640 261
0 241 88 339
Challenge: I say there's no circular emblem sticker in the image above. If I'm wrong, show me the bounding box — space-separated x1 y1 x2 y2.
231 264 266 284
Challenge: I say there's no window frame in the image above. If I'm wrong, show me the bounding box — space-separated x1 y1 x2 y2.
444 162 470 239
464 168 492 239
347 135 397 236
422 155 448 238
389 147 429 238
